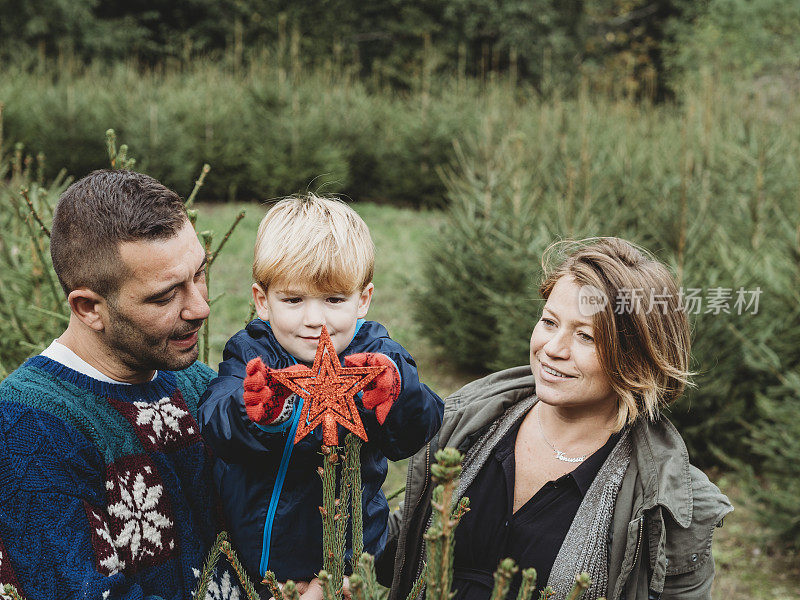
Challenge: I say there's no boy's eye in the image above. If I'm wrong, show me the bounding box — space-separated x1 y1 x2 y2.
282 297 302 304
327 297 346 304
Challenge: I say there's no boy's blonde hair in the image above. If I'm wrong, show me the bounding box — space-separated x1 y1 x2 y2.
253 194 375 293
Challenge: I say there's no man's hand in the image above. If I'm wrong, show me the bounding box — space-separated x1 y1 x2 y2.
243 357 304 425
344 353 401 424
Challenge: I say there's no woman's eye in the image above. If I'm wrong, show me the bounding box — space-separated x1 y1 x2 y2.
578 331 594 342
540 317 556 327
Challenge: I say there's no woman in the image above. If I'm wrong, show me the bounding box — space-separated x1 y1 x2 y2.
378 238 732 600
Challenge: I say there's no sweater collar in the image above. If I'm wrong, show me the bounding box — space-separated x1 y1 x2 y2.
25 354 178 403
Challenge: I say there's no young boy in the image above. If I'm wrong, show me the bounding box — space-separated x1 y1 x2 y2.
198 194 444 590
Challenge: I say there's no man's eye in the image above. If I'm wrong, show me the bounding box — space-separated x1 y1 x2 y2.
155 293 176 305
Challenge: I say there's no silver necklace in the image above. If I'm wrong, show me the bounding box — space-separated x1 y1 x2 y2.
536 404 587 463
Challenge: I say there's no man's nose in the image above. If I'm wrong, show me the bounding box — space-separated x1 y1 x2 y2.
182 282 210 322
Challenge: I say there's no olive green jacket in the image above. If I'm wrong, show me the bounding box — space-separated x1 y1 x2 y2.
377 366 733 600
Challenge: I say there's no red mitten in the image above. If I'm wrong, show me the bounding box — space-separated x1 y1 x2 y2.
243 358 302 425
344 353 401 424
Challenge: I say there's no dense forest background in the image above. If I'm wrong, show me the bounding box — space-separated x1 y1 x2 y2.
2 0 800 594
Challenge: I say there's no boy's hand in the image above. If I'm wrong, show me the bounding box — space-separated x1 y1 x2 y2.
243 357 302 425
343 353 400 424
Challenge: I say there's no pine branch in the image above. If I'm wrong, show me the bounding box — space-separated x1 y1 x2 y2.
355 553 377 599
0 281 36 345
515 569 537 600
193 531 227 600
424 448 463 600
405 563 427 600
451 497 470 521
282 580 300 600
186 163 211 208
565 573 591 600
200 230 214 365
2 584 27 600
221 539 262 600
19 187 50 237
29 304 69 323
263 571 284 600
318 570 338 600
345 434 364 561
385 485 406 502
349 574 366 600
117 144 136 170
14 188 63 312
320 446 341 589
334 450 351 589
538 587 555 600
489 558 518 600
105 129 117 168
209 210 246 267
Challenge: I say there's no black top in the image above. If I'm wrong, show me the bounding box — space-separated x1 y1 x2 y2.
451 414 621 600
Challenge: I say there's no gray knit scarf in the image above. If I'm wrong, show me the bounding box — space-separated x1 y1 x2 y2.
454 398 632 600
546 427 632 600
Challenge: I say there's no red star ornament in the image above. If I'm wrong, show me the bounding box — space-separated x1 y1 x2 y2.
269 326 386 446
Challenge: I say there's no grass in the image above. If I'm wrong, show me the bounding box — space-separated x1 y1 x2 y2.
195 201 799 600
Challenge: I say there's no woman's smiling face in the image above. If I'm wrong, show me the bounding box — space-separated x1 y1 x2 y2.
530 276 618 412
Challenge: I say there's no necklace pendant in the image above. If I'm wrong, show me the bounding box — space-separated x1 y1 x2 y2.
554 450 586 463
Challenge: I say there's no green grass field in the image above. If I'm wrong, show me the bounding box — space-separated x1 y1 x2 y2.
195 202 799 600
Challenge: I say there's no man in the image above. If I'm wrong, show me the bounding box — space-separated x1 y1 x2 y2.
0 170 220 599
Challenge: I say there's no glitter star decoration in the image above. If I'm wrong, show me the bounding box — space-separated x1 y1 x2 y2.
270 326 386 446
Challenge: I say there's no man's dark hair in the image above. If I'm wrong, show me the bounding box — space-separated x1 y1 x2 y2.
50 170 188 297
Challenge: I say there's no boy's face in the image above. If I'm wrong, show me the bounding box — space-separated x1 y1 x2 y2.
253 279 374 363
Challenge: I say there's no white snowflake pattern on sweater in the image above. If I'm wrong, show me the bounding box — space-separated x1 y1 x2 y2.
192 567 243 600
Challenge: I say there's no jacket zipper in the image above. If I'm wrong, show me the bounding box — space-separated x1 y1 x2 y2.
632 516 644 570
259 397 305 576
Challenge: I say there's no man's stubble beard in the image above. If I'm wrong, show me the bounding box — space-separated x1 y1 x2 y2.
104 301 202 373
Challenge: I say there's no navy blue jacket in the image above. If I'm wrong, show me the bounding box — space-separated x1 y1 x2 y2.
198 319 443 583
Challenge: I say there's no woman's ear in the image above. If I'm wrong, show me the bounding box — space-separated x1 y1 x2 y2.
356 283 374 318
67 288 106 331
252 283 270 321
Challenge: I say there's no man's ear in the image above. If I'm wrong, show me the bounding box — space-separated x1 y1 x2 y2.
356 283 374 318
67 288 107 332
252 283 270 321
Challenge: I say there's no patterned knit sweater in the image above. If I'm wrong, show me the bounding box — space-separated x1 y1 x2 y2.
0 356 221 600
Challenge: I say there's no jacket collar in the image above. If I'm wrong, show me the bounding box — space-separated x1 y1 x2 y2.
630 416 693 528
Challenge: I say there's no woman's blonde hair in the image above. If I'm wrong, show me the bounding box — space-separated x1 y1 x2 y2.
253 194 374 293
540 237 693 431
